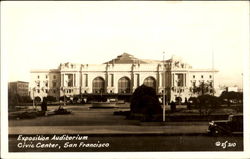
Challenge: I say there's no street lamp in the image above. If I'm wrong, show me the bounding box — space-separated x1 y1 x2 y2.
63 88 66 106
60 87 66 106
163 52 166 122
32 87 36 110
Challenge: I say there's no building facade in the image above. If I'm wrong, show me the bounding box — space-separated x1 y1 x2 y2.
30 53 218 102
8 81 29 96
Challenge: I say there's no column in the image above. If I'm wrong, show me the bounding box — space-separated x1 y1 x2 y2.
133 74 137 88
159 73 162 87
76 73 78 87
172 73 175 87
73 74 76 87
130 73 134 92
61 74 64 87
81 74 84 87
137 74 140 87
108 74 111 87
184 74 186 87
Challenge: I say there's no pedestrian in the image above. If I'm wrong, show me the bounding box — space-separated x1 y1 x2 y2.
185 97 188 105
170 101 176 113
41 98 48 112
187 101 191 110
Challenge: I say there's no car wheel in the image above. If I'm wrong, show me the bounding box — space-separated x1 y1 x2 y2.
211 129 220 136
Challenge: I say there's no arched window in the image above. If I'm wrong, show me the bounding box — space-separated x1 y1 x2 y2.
92 77 105 93
143 76 156 89
118 77 130 93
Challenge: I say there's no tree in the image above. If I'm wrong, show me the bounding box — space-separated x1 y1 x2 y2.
130 85 162 121
34 96 41 105
8 92 19 110
220 91 243 107
192 82 214 96
21 96 33 103
175 97 182 104
188 97 198 108
197 95 220 116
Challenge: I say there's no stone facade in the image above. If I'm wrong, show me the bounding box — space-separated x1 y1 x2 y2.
30 53 218 102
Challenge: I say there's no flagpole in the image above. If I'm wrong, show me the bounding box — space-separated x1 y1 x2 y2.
163 52 166 122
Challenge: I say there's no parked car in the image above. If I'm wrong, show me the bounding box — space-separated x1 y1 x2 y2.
207 114 243 136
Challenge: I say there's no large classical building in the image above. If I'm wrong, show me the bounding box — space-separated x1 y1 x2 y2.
30 53 218 102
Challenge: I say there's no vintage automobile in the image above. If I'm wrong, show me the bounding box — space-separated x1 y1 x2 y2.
208 114 243 136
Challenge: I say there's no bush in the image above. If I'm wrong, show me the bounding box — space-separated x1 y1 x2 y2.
175 97 182 104
59 96 70 102
220 91 243 106
47 96 57 102
8 92 18 108
198 95 220 107
21 96 33 103
188 97 197 104
34 96 41 103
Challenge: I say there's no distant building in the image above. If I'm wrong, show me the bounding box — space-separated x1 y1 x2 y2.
30 53 218 102
226 86 238 92
8 81 29 96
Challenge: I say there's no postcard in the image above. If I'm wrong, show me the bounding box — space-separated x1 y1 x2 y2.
1 1 249 159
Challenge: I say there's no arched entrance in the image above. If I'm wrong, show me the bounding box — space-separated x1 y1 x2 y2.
118 77 131 93
92 77 105 93
143 76 156 89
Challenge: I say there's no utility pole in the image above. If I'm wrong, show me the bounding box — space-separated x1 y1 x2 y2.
32 87 35 109
163 52 166 122
64 88 66 106
212 50 215 96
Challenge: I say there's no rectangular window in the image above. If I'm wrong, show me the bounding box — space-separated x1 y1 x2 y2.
84 74 88 87
193 75 195 78
37 81 40 87
66 74 73 87
108 74 113 87
177 74 184 87
111 74 114 87
45 89 48 93
45 82 48 87
209 75 212 78
53 81 56 87
193 81 196 87
37 89 40 93
201 75 204 78
46 75 48 79
37 75 40 79
53 90 56 93
53 75 56 79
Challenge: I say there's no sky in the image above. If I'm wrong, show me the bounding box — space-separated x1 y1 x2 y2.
2 1 249 88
